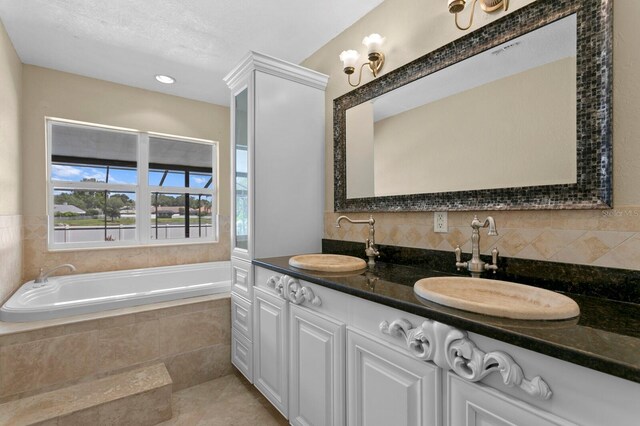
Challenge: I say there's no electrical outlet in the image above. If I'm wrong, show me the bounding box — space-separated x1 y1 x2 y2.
434 212 448 233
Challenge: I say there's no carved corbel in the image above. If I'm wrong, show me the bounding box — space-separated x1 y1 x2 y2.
284 276 322 306
266 275 322 306
380 318 552 400
266 275 285 297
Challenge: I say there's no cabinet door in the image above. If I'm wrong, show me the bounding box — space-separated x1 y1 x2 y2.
289 304 346 426
347 328 441 426
446 373 575 426
231 86 251 259
253 287 288 417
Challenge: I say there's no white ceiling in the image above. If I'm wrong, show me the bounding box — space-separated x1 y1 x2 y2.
0 0 384 106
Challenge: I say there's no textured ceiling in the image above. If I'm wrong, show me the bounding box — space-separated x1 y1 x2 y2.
0 0 384 106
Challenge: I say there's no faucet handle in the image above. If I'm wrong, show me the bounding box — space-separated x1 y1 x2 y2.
491 247 499 265
484 247 499 274
455 245 462 268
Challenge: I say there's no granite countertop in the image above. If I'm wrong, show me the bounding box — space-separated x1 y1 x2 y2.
253 256 640 384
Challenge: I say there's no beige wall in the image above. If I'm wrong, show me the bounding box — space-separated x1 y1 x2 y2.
304 0 640 271
0 19 23 302
21 65 231 280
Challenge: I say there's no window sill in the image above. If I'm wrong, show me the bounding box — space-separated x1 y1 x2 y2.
47 239 221 252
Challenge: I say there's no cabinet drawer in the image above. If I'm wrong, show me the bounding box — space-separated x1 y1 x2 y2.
232 328 253 383
231 257 253 300
231 293 252 340
254 267 349 321
255 265 281 293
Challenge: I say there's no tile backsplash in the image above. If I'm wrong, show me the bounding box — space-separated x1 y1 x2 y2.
325 208 640 271
21 215 231 282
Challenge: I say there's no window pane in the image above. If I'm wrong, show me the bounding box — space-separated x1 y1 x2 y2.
150 193 214 240
234 88 249 250
51 164 137 184
51 122 137 183
53 189 136 244
148 137 213 188
148 169 185 187
189 172 213 189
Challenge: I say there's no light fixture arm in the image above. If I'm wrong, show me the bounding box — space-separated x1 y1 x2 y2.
347 53 385 87
454 0 509 31
454 0 479 31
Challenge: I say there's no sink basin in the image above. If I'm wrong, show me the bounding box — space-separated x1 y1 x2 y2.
414 277 580 320
289 254 366 273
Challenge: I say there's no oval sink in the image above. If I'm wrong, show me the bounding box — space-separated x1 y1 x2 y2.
289 254 366 273
414 277 580 320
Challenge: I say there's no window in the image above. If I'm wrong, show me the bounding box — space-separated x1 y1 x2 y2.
48 118 218 249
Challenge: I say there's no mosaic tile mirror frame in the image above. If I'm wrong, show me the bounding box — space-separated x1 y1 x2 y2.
333 0 613 212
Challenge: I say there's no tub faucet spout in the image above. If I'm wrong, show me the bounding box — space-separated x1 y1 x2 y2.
34 264 76 286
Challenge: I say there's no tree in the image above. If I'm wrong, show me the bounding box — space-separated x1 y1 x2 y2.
105 197 124 221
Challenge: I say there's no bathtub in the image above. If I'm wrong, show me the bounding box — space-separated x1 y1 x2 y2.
0 262 230 322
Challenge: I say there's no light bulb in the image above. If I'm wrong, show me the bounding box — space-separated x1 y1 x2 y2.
155 75 176 84
362 34 385 55
339 50 360 70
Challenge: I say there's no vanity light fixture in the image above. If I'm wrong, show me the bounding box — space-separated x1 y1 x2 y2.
448 0 509 31
155 74 176 84
339 33 385 87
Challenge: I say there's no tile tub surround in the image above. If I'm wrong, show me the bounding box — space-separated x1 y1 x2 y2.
0 294 232 403
21 214 231 282
254 256 640 383
325 209 640 271
0 215 22 304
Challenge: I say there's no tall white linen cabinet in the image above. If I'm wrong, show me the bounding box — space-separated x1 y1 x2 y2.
224 51 329 391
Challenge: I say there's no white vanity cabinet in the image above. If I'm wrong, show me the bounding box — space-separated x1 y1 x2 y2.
254 267 347 424
224 52 328 383
251 265 640 426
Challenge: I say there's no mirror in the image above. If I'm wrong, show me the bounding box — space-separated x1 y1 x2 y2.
334 0 612 211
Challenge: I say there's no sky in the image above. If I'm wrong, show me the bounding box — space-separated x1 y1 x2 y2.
52 164 212 188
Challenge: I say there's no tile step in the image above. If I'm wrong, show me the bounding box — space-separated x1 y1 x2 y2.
0 363 172 426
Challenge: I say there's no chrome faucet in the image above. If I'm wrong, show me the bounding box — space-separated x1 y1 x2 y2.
335 215 380 267
34 264 76 287
455 215 499 278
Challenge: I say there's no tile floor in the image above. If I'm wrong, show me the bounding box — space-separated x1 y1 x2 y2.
158 372 288 425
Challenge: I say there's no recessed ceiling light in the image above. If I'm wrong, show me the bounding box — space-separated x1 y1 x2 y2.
155 74 176 84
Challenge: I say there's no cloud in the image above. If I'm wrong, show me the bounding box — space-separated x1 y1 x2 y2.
51 165 107 183
51 165 84 178
51 165 135 185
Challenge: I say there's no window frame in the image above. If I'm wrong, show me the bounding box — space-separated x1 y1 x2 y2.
46 117 219 250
